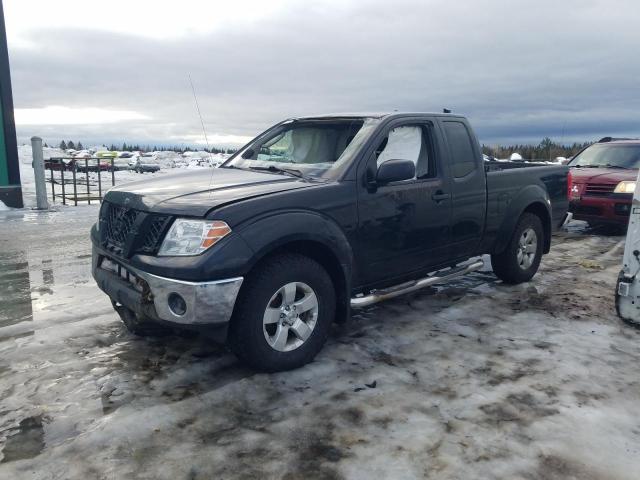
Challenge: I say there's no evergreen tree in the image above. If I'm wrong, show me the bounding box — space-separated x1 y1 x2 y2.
482 139 591 161
59 140 67 150
68 140 75 149
77 141 83 150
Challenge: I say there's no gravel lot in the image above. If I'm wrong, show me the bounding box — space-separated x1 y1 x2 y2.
0 206 638 479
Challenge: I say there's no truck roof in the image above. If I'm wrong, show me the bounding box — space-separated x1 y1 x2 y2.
291 112 465 121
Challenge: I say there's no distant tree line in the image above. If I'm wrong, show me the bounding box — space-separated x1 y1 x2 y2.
482 137 591 160
58 140 84 150
111 143 237 154
55 140 236 154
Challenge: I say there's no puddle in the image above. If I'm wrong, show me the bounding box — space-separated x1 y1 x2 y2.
0 259 33 327
1 416 45 463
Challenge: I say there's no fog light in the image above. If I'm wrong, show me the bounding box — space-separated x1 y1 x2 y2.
168 293 187 316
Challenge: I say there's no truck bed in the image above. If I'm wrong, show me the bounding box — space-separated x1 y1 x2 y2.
482 162 569 251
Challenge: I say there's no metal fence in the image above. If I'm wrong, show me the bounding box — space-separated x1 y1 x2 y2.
46 157 118 206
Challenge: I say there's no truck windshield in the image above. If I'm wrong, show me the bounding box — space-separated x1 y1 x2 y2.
222 118 380 179
570 144 640 169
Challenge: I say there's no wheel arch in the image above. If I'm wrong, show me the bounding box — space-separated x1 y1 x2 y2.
236 211 354 324
492 186 552 255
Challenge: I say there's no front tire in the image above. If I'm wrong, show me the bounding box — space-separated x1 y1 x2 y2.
228 254 336 372
491 213 544 284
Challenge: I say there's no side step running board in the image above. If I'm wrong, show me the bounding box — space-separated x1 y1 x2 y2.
350 259 485 308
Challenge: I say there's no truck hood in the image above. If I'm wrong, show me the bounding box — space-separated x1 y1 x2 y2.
104 168 315 216
570 167 638 184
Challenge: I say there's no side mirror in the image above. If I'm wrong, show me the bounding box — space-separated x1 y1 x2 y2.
376 159 415 184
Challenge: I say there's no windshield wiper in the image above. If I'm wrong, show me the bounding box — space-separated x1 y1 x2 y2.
602 164 630 169
249 165 306 179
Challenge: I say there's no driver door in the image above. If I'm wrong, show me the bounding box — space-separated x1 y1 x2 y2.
356 120 452 287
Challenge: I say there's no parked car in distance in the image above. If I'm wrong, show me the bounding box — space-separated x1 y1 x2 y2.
44 157 76 171
75 157 112 172
568 138 640 227
172 157 190 168
111 158 132 171
73 150 92 159
92 112 570 372
132 155 161 173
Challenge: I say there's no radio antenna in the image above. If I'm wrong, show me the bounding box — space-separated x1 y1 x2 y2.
189 74 212 152
188 74 217 193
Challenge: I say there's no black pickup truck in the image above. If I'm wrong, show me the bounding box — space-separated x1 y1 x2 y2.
92 113 570 371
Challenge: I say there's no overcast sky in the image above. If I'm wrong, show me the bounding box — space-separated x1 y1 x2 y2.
4 0 640 147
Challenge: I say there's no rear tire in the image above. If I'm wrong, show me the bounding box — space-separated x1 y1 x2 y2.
228 254 336 372
491 213 544 284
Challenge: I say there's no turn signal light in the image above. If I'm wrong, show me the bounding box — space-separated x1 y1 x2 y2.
201 221 232 249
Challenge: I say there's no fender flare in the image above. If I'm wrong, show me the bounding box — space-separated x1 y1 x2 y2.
492 185 552 255
236 210 354 322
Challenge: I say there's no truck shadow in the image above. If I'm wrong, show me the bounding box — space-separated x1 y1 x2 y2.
89 325 253 415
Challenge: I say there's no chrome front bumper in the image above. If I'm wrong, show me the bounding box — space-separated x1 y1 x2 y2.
92 251 243 326
139 270 244 325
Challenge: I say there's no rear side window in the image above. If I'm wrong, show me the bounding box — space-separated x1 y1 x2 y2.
443 121 477 178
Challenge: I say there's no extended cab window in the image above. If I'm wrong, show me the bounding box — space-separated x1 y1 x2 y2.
443 121 477 178
375 125 435 179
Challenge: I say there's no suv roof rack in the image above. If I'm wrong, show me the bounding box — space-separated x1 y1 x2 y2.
598 136 637 143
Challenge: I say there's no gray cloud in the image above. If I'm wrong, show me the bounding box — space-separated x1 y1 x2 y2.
7 0 640 146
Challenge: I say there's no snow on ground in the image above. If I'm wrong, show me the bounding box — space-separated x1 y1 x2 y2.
0 201 638 479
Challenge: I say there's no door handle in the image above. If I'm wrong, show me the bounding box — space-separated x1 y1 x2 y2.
431 191 450 203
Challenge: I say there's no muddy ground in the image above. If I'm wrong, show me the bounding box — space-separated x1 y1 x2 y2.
0 206 638 479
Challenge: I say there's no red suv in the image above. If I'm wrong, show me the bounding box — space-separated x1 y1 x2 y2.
568 138 640 227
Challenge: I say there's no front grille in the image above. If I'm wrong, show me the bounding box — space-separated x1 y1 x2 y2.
100 201 172 257
584 183 616 196
139 215 172 253
103 203 140 252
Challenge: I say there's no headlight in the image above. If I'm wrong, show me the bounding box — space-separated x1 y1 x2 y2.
158 219 231 256
614 181 636 194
